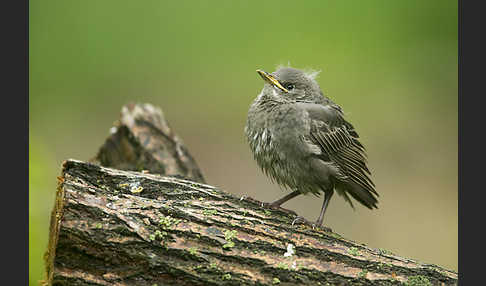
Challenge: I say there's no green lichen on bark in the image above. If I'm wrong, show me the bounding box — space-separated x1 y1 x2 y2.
403 275 432 286
45 160 458 286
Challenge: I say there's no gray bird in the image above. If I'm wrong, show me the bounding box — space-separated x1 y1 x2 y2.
245 66 378 227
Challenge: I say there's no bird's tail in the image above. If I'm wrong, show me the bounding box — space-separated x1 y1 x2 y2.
337 181 379 210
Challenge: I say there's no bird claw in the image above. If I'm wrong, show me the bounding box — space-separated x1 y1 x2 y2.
260 202 274 208
291 216 332 232
238 196 298 216
262 203 298 216
291 216 313 227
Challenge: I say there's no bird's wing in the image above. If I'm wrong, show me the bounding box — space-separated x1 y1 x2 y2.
297 102 378 209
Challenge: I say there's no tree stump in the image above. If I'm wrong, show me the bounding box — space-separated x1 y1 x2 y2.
43 103 458 286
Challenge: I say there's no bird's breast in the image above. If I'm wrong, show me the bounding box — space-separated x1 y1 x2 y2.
246 127 276 164
246 103 311 159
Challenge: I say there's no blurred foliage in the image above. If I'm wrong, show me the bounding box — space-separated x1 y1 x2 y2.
29 0 457 284
29 134 56 285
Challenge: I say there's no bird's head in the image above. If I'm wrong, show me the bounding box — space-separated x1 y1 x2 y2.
256 67 324 103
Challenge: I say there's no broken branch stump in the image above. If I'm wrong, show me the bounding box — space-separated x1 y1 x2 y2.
92 103 205 184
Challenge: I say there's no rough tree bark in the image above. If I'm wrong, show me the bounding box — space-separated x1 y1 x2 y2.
92 103 205 184
44 103 458 286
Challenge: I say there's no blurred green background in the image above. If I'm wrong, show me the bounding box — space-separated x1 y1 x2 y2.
29 0 457 284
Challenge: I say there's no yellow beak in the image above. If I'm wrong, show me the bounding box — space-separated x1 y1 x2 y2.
256 70 289 93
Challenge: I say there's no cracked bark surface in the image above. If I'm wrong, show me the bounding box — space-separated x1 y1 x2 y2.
44 103 458 286
92 102 205 184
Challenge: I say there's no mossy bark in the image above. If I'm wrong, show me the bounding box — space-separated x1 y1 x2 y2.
44 159 457 286
43 103 457 286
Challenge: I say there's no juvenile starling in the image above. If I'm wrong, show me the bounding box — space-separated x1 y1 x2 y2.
245 67 378 227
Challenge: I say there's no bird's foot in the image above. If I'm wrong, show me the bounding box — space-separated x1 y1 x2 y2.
237 196 298 216
291 216 332 232
291 216 316 229
262 202 298 216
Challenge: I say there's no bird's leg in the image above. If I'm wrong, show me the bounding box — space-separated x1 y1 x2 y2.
258 190 301 216
315 190 334 227
290 191 334 232
237 191 299 215
268 190 301 208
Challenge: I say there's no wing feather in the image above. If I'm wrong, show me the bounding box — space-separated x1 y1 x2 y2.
301 102 379 208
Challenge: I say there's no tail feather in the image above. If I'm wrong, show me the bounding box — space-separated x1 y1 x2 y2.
337 181 378 210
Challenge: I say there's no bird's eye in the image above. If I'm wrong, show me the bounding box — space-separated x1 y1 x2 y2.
284 83 295 91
